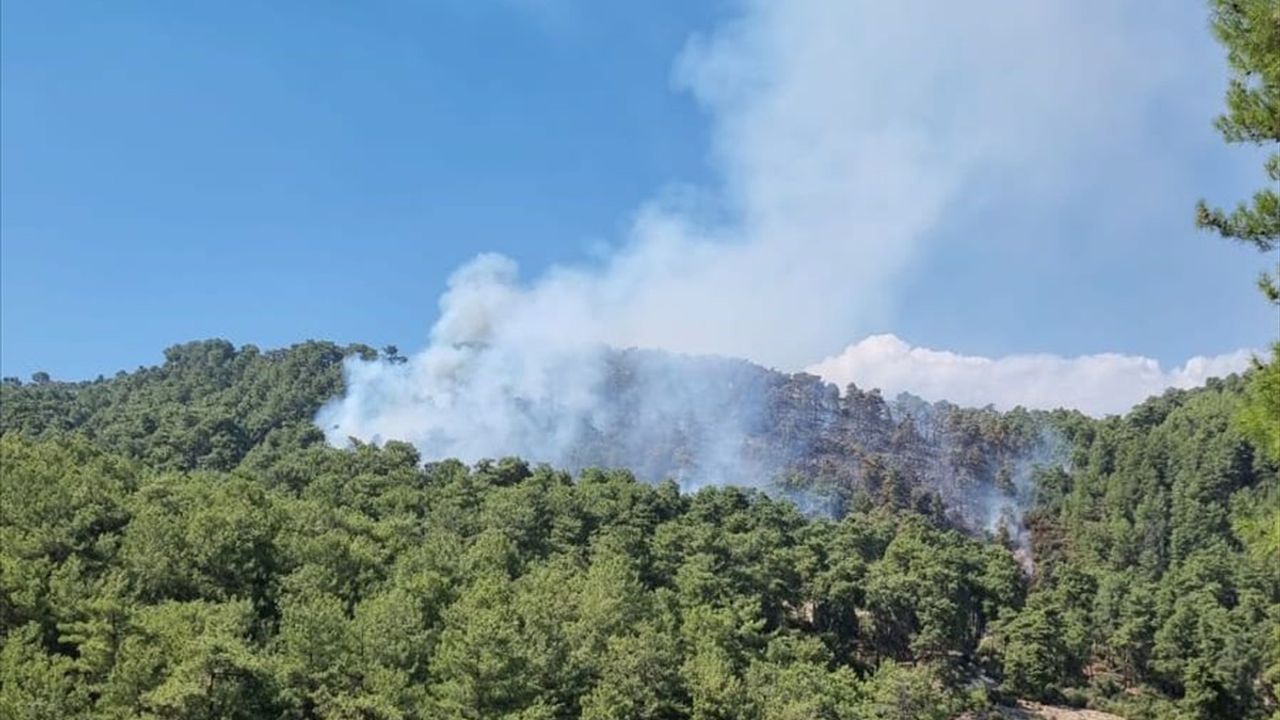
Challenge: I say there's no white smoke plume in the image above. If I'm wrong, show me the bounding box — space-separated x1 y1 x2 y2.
808 335 1257 417
320 1 1247 480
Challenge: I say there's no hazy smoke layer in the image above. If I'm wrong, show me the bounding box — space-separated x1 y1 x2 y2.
808 335 1256 416
321 1 1240 482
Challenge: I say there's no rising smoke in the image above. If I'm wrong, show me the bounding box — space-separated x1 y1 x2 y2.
319 1 1241 504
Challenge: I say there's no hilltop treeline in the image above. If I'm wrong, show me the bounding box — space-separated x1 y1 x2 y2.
1 339 1276 719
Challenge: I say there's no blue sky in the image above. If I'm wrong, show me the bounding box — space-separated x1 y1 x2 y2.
2 0 1275 387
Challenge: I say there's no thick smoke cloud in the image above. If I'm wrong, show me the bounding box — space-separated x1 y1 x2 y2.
808 335 1257 416
321 1 1249 476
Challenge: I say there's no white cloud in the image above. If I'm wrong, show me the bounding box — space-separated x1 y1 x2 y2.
807 335 1257 416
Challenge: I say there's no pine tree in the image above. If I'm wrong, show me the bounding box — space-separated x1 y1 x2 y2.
1196 0 1280 303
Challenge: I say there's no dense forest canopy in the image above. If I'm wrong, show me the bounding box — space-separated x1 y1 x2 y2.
1 338 1276 720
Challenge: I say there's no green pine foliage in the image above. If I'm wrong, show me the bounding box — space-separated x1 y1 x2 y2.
990 376 1280 719
1 339 1277 718
0 339 374 472
1195 0 1280 303
0 431 1012 719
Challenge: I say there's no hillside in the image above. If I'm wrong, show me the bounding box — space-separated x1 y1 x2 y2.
2 341 1074 534
978 702 1125 720
1 339 1277 719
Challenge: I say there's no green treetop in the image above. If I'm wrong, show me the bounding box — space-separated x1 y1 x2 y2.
1197 0 1280 302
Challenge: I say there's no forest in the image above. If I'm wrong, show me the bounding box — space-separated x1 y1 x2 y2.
0 333 1277 720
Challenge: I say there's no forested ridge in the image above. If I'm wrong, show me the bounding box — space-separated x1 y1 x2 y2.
1 338 1277 720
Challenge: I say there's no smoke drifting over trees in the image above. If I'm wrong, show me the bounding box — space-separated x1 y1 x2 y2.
321 0 1254 502
322 333 1071 559
1 339 1275 717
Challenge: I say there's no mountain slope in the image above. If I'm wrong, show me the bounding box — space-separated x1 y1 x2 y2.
1 338 1275 719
